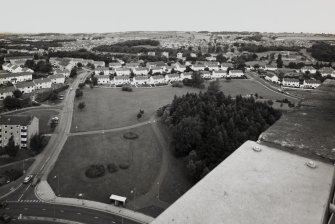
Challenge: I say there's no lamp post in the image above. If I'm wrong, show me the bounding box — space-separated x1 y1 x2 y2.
130 188 136 211
78 193 84 205
54 175 60 196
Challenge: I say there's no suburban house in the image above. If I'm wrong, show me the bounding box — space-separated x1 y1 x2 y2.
319 67 335 77
161 52 169 58
34 78 52 89
221 63 233 71
190 53 197 58
301 66 316 74
125 63 140 70
282 78 300 88
165 66 176 73
133 67 149 76
108 62 123 69
115 68 131 76
15 81 36 93
151 66 164 74
114 75 130 85
0 72 33 85
191 64 205 71
146 61 166 69
49 74 65 84
181 72 192 80
265 65 278 71
132 76 149 85
0 86 15 100
97 75 110 85
264 73 279 83
0 115 39 149
177 52 183 59
54 69 70 78
201 71 212 79
95 67 110 75
205 62 220 71
303 79 321 89
4 56 34 65
148 51 156 56
229 70 244 78
212 70 226 79
92 61 106 68
175 65 187 73
149 75 166 85
2 63 32 73
165 73 181 82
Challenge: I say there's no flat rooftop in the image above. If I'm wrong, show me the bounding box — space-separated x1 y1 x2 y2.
152 141 334 224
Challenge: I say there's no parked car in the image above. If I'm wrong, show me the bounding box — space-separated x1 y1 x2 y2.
23 175 33 184
0 213 11 223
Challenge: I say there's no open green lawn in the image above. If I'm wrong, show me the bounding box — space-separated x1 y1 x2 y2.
71 87 200 132
48 125 162 204
11 109 59 134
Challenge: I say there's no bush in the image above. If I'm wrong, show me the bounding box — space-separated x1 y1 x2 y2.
123 132 138 139
85 164 105 178
172 82 183 88
122 85 133 92
4 169 22 181
119 162 130 170
107 163 119 174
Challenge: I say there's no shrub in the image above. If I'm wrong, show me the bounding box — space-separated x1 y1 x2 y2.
85 164 105 178
172 82 183 88
123 132 138 139
122 85 133 92
107 163 119 174
119 162 130 170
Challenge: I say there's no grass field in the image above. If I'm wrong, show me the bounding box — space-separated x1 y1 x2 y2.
48 125 162 204
11 109 59 134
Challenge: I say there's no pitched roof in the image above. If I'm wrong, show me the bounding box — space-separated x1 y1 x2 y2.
0 86 15 94
114 75 130 80
304 79 321 84
151 75 165 79
283 78 299 82
134 76 149 80
34 78 51 84
16 81 35 88
0 72 32 79
49 74 65 79
97 75 110 79
230 70 244 73
0 115 35 126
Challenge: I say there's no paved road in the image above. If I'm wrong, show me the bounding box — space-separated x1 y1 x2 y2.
3 201 140 224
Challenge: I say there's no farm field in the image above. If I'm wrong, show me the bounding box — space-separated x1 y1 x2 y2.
48 125 162 205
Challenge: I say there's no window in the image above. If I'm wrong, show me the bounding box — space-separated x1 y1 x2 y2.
4 131 7 134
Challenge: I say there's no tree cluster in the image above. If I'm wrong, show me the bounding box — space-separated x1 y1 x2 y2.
24 60 52 73
308 42 335 62
159 92 281 182
182 72 205 89
238 43 301 53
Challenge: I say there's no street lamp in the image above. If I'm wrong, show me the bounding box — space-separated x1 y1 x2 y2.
78 193 84 205
54 175 60 196
130 188 136 211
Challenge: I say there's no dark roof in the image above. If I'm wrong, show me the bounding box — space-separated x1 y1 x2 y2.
304 79 321 84
0 115 35 126
283 78 299 82
16 81 35 88
0 86 15 93
49 74 64 79
0 72 32 79
34 78 51 84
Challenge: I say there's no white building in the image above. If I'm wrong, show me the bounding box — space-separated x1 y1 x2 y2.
151 66 164 74
0 115 39 149
34 78 52 89
319 67 335 78
0 86 15 100
97 75 110 85
148 51 155 56
192 64 205 71
177 52 183 59
149 75 166 85
205 62 220 71
132 76 149 85
175 64 187 73
201 71 212 79
161 52 169 58
212 70 226 79
165 73 181 82
133 67 149 76
115 68 131 76
15 81 36 93
146 61 166 69
229 70 244 78
114 75 130 85
301 66 316 74
125 63 140 70
265 65 278 71
0 72 33 85
221 63 233 71
181 72 192 80
109 62 123 69
49 74 65 84
303 79 321 89
282 78 300 88
95 67 110 75
92 61 106 68
264 73 279 83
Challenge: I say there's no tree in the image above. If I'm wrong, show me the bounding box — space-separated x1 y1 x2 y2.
24 59 35 70
3 96 21 110
30 134 46 154
91 76 98 86
276 54 283 68
49 91 58 101
12 89 23 98
70 66 78 78
207 79 221 94
4 136 19 158
75 89 83 98
78 102 86 110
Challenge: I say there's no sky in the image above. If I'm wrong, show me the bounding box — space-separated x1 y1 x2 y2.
0 0 334 34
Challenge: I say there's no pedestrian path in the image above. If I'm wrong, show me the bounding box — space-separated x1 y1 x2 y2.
35 181 154 224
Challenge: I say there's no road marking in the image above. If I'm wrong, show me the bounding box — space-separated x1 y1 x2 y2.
5 208 9 210
94 216 99 219
42 208 46 211
17 194 24 202
76 213 81 215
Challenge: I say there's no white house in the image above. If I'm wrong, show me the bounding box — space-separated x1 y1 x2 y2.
125 63 139 70
151 66 164 74
148 51 156 56
201 71 212 79
165 66 176 73
165 73 181 82
181 72 192 80
54 69 70 78
114 75 130 85
0 72 33 85
301 66 316 74
221 63 233 71
303 79 321 89
282 78 300 88
264 73 279 83
133 67 149 76
97 75 110 85
15 81 36 93
319 67 335 78
95 67 110 75
132 76 149 85
229 70 244 78
161 52 169 58
146 61 166 69
149 75 166 85
115 68 131 76
212 70 226 79
108 62 123 69
49 74 65 84
175 65 187 73
177 52 183 59
192 64 205 71
34 78 52 89
92 61 105 68
265 65 278 71
205 62 220 71
190 53 197 58
0 86 15 100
